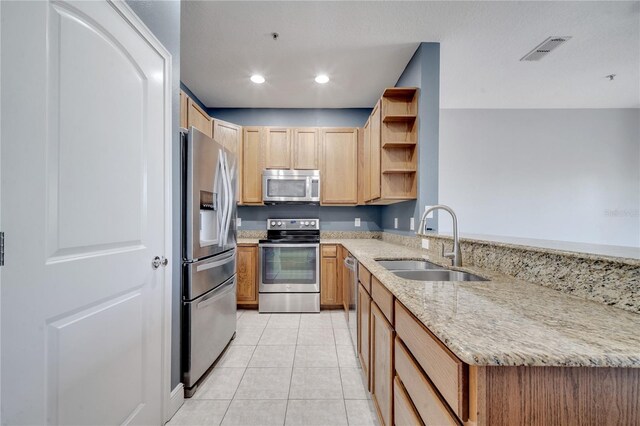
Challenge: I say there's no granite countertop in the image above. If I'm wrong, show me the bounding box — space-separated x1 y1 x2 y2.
333 239 640 368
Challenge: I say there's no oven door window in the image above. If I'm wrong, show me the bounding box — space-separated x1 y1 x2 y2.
262 246 317 284
267 179 307 198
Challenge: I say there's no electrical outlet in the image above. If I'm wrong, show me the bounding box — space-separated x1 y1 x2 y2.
394 218 398 229
425 205 434 218
354 218 361 227
409 217 415 231
237 217 242 227
422 238 429 249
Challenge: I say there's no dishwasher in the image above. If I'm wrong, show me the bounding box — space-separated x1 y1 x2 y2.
344 254 358 349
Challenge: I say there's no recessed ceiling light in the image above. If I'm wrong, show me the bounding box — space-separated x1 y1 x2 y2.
250 74 265 84
315 75 330 84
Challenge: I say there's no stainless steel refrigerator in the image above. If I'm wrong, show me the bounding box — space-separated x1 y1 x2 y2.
181 127 237 397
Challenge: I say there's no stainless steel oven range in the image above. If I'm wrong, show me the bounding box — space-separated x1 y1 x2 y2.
258 218 320 313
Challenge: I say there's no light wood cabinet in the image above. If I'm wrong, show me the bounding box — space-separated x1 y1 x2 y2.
393 377 423 426
236 245 258 307
179 90 188 129
242 127 264 204
214 119 243 201
320 128 358 205
371 301 394 426
369 101 382 201
358 283 371 389
363 87 418 204
213 119 241 155
293 128 320 170
187 97 213 138
340 246 349 316
265 127 292 169
320 244 342 307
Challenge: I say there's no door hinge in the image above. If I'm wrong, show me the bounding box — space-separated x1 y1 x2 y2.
0 232 4 266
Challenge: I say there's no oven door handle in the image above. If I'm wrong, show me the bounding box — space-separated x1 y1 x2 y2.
259 243 319 249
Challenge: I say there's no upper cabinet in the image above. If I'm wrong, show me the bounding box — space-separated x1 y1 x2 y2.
321 128 358 205
265 127 292 169
242 127 264 205
213 119 242 155
187 97 213 138
179 90 188 129
293 128 320 170
364 87 418 204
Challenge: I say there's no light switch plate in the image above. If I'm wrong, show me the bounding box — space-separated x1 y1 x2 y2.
354 218 361 227
237 217 242 227
394 218 398 229
422 238 429 249
409 217 415 231
425 205 434 218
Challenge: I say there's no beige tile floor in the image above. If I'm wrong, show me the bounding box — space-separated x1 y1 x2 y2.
169 310 379 426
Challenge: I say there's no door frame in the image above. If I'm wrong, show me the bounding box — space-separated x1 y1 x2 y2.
97 1 176 422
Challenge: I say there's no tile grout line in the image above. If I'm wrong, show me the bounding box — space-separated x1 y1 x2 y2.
331 324 351 425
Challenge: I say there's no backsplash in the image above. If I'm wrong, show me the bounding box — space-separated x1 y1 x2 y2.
238 230 382 240
381 232 640 314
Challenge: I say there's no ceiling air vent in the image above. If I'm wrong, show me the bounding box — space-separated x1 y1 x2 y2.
520 36 572 61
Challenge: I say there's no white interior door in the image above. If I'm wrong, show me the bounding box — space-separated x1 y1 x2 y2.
1 1 171 424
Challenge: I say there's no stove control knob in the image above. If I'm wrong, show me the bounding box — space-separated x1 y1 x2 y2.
277 221 282 226
310 221 316 227
270 221 276 226
303 221 309 226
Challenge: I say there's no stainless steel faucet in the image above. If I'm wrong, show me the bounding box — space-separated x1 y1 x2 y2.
417 204 462 267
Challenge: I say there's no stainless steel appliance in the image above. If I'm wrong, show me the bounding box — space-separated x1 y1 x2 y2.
344 254 358 348
181 127 237 397
258 219 320 313
262 169 320 204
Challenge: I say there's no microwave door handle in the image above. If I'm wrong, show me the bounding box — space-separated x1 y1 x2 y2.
306 176 312 201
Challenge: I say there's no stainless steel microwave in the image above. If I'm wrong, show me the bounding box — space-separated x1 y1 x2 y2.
262 169 320 204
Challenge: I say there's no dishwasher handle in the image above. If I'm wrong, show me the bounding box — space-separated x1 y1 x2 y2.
344 256 357 270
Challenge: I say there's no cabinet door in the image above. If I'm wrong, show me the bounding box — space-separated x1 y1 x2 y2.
371 302 394 426
237 245 258 305
358 284 371 389
320 249 341 307
370 101 381 201
242 127 264 204
321 128 358 204
179 90 188 129
187 98 213 138
265 127 291 169
293 128 319 170
213 119 241 155
362 119 371 202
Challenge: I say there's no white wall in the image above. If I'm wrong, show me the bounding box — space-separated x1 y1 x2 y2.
438 109 640 247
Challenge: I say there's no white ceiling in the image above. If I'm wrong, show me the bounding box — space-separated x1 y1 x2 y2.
181 1 640 109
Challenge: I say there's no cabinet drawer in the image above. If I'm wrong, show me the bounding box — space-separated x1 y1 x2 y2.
395 301 467 420
358 264 371 293
394 377 424 426
321 244 337 257
371 277 394 324
395 338 461 425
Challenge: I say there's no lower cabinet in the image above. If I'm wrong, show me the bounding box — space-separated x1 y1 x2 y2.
393 377 423 426
370 302 394 426
236 244 258 307
320 244 342 308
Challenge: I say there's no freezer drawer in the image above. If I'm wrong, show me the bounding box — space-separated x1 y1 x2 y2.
182 276 237 390
184 249 236 301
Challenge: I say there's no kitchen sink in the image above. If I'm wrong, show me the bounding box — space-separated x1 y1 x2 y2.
376 259 444 271
392 270 489 282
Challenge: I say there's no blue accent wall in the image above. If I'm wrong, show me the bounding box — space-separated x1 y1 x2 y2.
208 108 371 128
382 43 440 234
126 0 182 390
208 108 378 230
180 81 208 112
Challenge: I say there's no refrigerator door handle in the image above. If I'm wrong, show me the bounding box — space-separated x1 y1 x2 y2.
222 152 233 246
217 153 227 247
196 277 236 309
219 151 230 247
195 250 236 272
